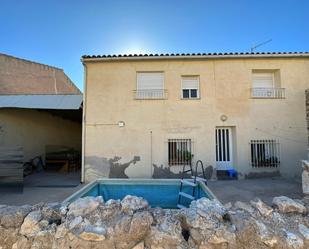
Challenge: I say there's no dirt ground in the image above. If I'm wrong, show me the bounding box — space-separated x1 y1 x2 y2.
0 171 82 205
208 177 303 205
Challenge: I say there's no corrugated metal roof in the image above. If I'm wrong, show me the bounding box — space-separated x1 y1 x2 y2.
82 52 309 62
0 94 82 110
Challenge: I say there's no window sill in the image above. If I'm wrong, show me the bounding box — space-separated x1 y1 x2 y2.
180 97 201 100
250 96 286 99
134 97 167 100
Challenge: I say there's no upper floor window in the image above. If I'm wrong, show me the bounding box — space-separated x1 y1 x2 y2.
135 72 166 99
181 76 200 99
251 70 285 99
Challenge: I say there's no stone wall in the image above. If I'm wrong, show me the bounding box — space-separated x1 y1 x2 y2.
1 195 309 249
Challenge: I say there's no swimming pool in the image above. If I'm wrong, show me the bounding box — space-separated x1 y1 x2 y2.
64 179 216 209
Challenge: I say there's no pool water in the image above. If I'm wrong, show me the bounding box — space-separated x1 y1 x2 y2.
64 179 214 209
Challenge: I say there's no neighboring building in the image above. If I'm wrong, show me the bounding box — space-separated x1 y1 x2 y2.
0 53 82 165
0 53 80 95
82 52 309 182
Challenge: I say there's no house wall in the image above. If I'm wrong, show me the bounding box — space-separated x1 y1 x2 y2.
0 109 81 162
83 58 309 182
305 89 309 155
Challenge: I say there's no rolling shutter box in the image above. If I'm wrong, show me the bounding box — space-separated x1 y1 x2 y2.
252 73 274 88
137 72 164 90
182 76 199 89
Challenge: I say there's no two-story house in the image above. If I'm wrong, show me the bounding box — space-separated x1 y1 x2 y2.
81 52 309 182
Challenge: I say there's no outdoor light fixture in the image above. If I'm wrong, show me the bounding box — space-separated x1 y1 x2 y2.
118 121 125 127
220 115 228 122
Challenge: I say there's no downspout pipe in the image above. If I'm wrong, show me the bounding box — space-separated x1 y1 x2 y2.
81 61 87 183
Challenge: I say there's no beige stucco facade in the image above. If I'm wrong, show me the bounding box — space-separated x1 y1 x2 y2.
82 55 309 182
0 109 81 162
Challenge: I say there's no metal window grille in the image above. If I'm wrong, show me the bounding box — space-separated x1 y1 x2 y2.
168 139 192 166
134 89 167 99
250 140 280 168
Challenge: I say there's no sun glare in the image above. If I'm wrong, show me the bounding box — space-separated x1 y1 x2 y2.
117 41 151 55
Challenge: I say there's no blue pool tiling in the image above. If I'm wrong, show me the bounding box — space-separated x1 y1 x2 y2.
64 179 215 209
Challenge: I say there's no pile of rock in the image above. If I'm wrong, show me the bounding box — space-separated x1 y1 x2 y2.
0 194 309 249
303 160 309 195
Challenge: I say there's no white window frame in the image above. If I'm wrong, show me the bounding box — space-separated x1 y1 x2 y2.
251 71 286 98
181 76 200 99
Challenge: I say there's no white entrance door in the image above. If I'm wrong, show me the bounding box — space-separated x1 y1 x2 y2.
215 127 233 170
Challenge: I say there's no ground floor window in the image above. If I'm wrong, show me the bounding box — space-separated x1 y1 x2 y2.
168 139 192 166
250 139 280 168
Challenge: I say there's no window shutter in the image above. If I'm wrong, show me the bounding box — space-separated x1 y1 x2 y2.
182 76 199 89
137 73 164 90
252 73 274 88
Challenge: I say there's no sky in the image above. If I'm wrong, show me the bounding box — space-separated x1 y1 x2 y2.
1 0 309 91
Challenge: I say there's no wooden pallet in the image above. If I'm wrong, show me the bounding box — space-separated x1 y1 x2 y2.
0 146 24 191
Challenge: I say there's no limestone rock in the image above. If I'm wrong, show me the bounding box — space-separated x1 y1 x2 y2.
145 209 185 249
298 224 309 240
55 223 68 239
208 227 236 246
79 225 106 241
273 196 307 214
68 216 83 230
284 231 304 249
129 211 153 239
192 198 227 222
302 168 309 195
303 160 309 171
224 202 232 209
20 210 42 236
229 212 274 249
41 202 62 225
0 226 19 249
131 241 144 249
113 210 153 249
0 205 32 228
121 195 149 214
67 196 103 217
12 236 31 249
2 195 309 249
254 220 278 247
59 205 68 216
250 198 273 217
31 228 56 249
234 201 254 214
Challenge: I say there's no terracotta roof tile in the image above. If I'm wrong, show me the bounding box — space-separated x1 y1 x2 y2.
82 52 309 60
